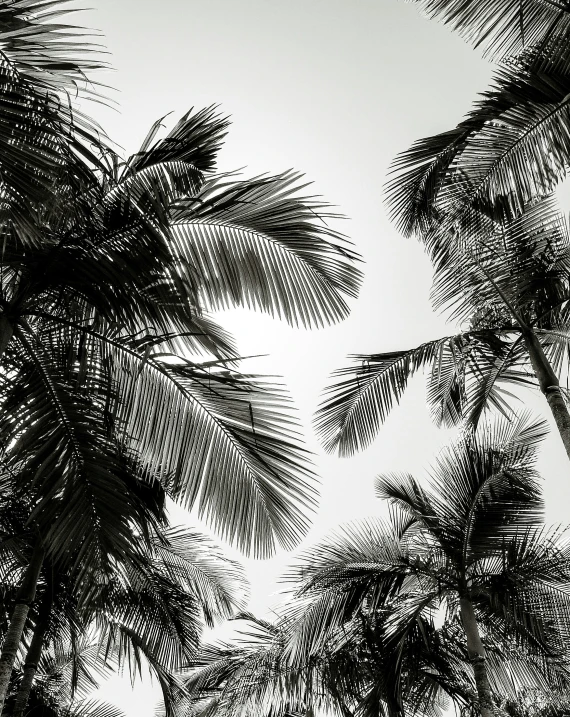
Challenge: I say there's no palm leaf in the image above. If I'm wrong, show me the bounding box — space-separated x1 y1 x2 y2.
106 344 318 558
126 105 229 177
424 413 547 564
34 319 318 558
315 338 453 455
0 0 107 95
386 47 570 260
170 171 362 328
152 525 248 626
0 330 157 580
284 519 410 664
407 0 570 61
315 332 514 455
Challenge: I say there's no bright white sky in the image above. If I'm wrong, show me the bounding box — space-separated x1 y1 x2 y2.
69 1 570 713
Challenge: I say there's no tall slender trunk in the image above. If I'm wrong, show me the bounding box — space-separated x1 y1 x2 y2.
459 597 494 717
12 587 52 717
0 541 45 715
522 329 570 461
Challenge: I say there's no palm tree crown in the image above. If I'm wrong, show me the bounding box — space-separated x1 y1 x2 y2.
286 415 570 716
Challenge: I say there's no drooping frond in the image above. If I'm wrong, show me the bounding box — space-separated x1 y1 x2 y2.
0 330 158 580
315 330 532 454
108 350 318 558
29 319 318 558
315 338 454 455
0 0 106 94
170 171 362 328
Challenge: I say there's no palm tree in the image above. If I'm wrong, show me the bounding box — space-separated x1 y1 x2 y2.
0 447 170 714
316 198 570 458
2 524 248 716
286 415 570 717
0 1 361 557
181 605 478 717
6 636 119 717
317 35 570 458
0 0 362 706
0 457 247 717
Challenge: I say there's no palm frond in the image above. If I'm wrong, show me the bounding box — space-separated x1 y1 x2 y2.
284 519 410 664
0 0 107 94
108 346 318 558
427 412 547 563
0 330 157 580
170 171 362 328
407 0 570 61
38 636 112 704
32 320 318 558
126 106 229 177
315 337 454 455
153 525 248 626
386 46 570 258
61 700 127 717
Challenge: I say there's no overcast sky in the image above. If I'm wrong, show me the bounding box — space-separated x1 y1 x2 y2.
70 1 570 713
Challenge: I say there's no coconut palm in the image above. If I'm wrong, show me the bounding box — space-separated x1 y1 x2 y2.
2 526 248 716
0 1 360 561
0 445 171 714
287 415 570 717
181 607 473 717
316 198 570 457
6 636 117 717
0 462 247 717
0 0 362 706
318 35 570 458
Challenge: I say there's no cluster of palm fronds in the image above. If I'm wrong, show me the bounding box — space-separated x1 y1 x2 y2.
317 2 570 459
0 1 363 715
4 2 570 717
186 415 570 717
181 3 570 717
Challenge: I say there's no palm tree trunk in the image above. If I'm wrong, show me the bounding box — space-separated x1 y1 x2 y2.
0 541 45 715
0 314 13 358
12 588 52 717
459 597 494 717
522 329 570 461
